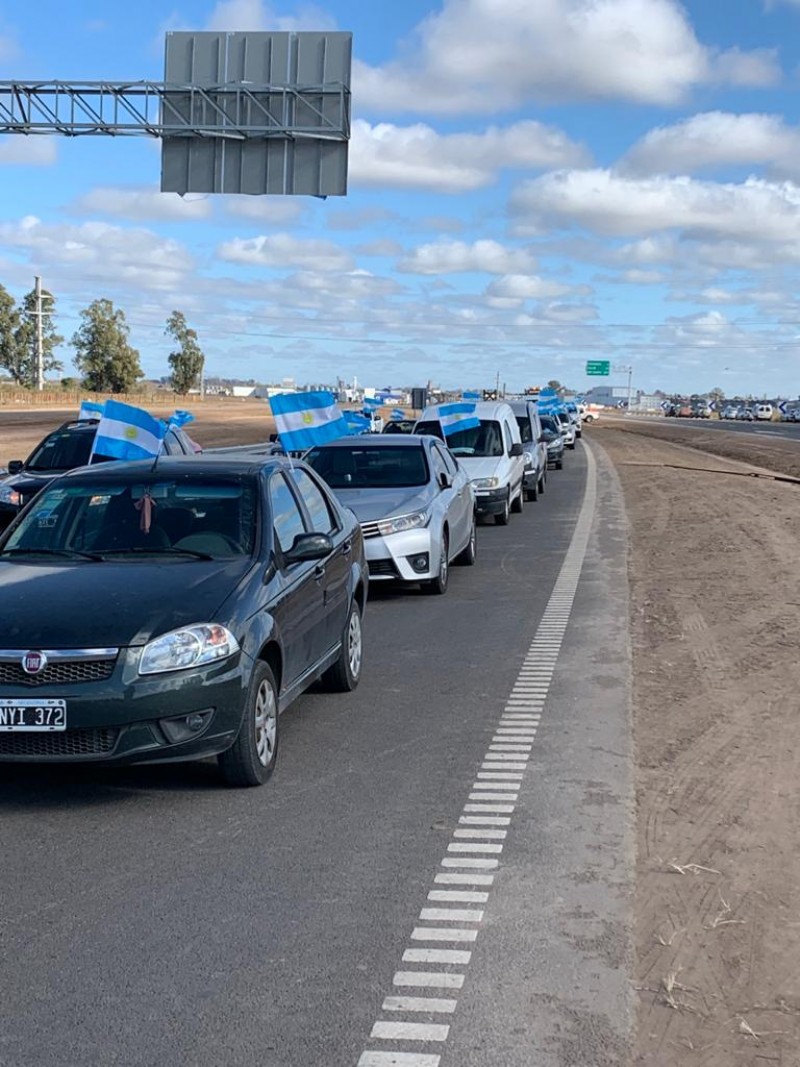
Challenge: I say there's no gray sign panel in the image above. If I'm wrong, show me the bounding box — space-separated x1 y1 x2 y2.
161 31 351 196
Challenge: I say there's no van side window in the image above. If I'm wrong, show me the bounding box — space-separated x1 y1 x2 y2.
503 421 514 453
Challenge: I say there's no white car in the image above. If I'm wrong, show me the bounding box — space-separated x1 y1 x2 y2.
555 411 577 449
754 403 774 421
415 400 527 525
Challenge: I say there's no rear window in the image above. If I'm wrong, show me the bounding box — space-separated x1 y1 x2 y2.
26 428 95 472
306 445 429 488
515 416 533 443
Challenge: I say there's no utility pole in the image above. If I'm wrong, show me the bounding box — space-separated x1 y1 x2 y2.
35 275 44 392
495 370 500 397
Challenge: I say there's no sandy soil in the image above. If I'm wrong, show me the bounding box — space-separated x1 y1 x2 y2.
595 424 800 1066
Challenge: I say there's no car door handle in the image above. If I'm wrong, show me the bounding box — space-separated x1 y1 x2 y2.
341 539 352 555
314 563 326 580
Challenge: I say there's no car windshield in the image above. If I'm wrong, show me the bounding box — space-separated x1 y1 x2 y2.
540 416 559 433
414 421 445 442
1 477 257 559
515 416 533 444
24 427 98 472
556 412 570 425
306 445 429 488
435 420 504 458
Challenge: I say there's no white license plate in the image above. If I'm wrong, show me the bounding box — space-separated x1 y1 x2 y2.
0 699 67 731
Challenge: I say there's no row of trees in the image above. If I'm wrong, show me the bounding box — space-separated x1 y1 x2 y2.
0 285 205 395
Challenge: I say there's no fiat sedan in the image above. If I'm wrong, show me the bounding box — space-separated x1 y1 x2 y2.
0 455 367 787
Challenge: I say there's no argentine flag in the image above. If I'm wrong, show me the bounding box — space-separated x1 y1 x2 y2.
361 396 381 410
78 400 105 422
168 409 195 429
270 391 348 451
92 399 167 462
343 410 371 435
438 402 480 437
462 390 481 401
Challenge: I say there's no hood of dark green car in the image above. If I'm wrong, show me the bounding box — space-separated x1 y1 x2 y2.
0 559 253 648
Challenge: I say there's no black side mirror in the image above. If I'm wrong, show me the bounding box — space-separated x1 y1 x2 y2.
538 433 548 443
284 531 333 564
509 442 523 458
438 471 452 490
7 460 23 474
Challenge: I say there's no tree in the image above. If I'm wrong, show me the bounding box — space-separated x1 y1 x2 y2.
0 284 21 383
12 286 64 386
72 299 143 393
708 386 725 406
165 310 204 395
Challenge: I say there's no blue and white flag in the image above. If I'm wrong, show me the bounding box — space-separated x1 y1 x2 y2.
344 410 371 435
168 409 195 428
361 396 381 410
78 400 105 422
462 390 481 400
437 402 480 437
391 408 407 420
539 387 559 399
92 399 167 462
270 391 348 451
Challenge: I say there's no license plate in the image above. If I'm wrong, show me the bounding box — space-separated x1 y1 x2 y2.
0 699 67 731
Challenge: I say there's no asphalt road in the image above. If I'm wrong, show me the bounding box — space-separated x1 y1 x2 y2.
629 415 800 439
0 441 633 1067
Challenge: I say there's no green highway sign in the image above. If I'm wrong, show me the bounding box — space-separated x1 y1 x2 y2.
586 360 610 376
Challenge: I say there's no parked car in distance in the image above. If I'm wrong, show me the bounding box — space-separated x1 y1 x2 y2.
540 414 565 470
414 400 526 526
555 411 577 449
381 419 417 435
508 399 547 501
565 401 582 439
0 455 367 787
581 408 600 423
721 404 740 419
0 419 201 532
305 435 476 594
754 403 774 421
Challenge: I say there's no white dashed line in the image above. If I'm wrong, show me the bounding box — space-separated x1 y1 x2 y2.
356 444 597 1067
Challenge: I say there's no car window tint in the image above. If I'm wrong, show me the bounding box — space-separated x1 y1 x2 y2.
290 468 337 534
503 421 514 452
26 428 94 472
437 444 459 477
515 416 532 443
270 473 307 555
429 445 449 480
413 421 445 442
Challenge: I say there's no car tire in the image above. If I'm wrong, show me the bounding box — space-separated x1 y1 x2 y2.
568 441 576 450
495 490 511 526
539 469 546 495
455 516 477 566
426 532 450 594
525 478 538 502
218 661 279 788
321 599 363 692
556 458 563 470
511 485 524 513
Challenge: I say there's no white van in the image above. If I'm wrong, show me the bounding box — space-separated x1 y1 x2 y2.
754 403 773 421
414 401 526 525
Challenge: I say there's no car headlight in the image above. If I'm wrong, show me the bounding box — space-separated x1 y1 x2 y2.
139 624 240 675
377 511 429 536
472 477 500 489
0 484 21 506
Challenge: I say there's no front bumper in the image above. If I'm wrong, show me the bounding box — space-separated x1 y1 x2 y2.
473 486 509 516
0 649 248 764
363 526 438 582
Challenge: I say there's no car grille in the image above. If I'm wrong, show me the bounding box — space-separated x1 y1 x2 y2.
0 658 117 687
0 728 119 758
368 559 398 578
360 521 382 540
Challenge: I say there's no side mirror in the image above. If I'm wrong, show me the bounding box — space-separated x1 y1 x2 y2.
284 531 333 564
7 460 23 474
538 433 548 443
509 442 523 458
438 471 452 490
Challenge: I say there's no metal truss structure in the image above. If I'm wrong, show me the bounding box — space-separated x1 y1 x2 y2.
0 80 351 141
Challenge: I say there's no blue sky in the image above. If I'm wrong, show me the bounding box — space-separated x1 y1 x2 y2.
2 0 800 396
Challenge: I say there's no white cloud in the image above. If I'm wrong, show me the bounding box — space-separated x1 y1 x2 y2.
0 139 57 166
205 0 336 31
350 118 589 193
398 239 538 275
354 0 778 116
484 274 574 308
218 233 354 271
0 216 194 291
510 169 800 242
621 112 800 176
72 187 212 222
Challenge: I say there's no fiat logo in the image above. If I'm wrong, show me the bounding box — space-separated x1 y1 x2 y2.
21 651 47 675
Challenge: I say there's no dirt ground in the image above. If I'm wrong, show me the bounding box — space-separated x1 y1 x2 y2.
594 422 800 1066
3 405 800 1064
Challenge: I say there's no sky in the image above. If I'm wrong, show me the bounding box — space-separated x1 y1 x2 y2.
2 0 800 396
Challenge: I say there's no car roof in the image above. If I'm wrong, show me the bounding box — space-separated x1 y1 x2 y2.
507 399 540 415
307 434 431 449
419 400 514 420
53 453 295 484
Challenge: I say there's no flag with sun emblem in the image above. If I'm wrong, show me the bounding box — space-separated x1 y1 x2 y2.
91 399 167 462
269 391 348 452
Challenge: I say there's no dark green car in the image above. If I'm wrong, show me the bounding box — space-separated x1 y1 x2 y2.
0 455 368 787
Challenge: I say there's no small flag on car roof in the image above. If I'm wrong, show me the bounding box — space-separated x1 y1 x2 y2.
78 399 105 422
437 402 480 437
270 391 348 451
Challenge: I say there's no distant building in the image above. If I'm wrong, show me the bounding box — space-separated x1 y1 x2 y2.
584 385 630 405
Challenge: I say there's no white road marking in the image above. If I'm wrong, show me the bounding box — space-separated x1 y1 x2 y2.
357 445 598 1065
382 996 458 1014
402 948 472 964
393 972 465 990
370 1021 450 1042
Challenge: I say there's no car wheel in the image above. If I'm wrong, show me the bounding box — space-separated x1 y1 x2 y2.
495 491 511 525
556 458 563 470
511 485 524 513
456 515 477 566
426 532 450 594
538 469 546 495
218 661 279 788
525 478 537 502
568 441 576 450
321 599 363 692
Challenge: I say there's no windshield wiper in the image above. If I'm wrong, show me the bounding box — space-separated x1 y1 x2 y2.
0 547 105 562
99 546 216 561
